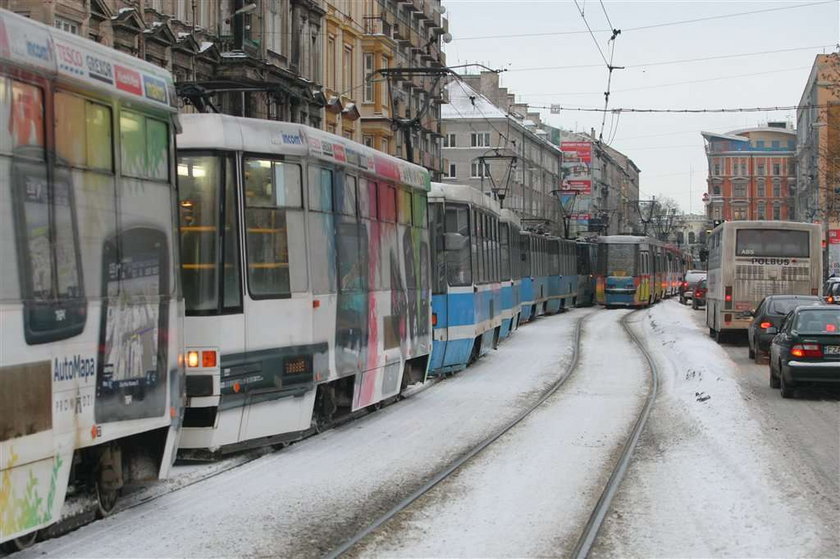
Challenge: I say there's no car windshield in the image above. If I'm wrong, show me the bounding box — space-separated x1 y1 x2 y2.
768 298 822 315
793 309 840 334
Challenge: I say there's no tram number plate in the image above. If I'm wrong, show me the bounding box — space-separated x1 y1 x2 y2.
824 346 840 355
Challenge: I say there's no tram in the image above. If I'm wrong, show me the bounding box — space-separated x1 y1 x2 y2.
576 240 598 307
176 113 431 454
499 209 522 339
428 183 505 374
595 235 656 307
0 10 183 549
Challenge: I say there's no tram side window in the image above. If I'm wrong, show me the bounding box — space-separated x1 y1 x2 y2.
335 174 357 216
55 92 113 171
511 228 521 281
120 110 169 180
359 178 376 219
308 166 333 212
397 189 411 224
444 204 471 286
521 235 530 278
429 202 446 294
379 183 397 222
500 223 511 281
244 158 302 298
412 192 427 228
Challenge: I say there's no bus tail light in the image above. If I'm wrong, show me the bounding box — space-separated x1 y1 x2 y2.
724 286 733 309
186 351 200 368
432 312 438 326
790 344 822 358
759 321 772 329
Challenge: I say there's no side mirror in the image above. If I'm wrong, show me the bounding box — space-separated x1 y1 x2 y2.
444 232 467 251
766 327 778 335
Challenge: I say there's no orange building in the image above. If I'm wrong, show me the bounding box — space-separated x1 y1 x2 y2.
702 124 797 222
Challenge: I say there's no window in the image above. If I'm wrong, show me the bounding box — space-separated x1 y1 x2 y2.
343 45 353 93
773 204 781 220
381 138 389 154
55 92 113 171
471 132 490 147
445 163 456 178
736 229 808 257
363 135 373 148
734 183 746 198
397 189 411 224
732 206 747 220
471 159 490 178
757 203 766 220
771 140 780 149
740 161 747 176
773 181 781 197
445 204 471 286
443 133 456 148
243 159 302 298
412 192 427 228
756 140 765 148
308 167 333 211
757 162 765 176
757 179 766 197
379 183 396 222
120 110 169 180
54 16 79 35
178 154 241 313
327 36 336 87
773 163 780 176
713 185 721 195
363 53 374 103
713 162 721 176
336 174 357 216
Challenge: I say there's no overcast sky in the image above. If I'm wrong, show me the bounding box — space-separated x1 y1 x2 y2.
442 0 839 214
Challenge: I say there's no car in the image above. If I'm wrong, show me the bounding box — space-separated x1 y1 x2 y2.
747 295 824 363
767 305 840 398
691 279 706 309
679 270 707 305
823 277 840 304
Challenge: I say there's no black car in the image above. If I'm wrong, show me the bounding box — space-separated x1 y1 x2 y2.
768 306 840 398
747 295 824 363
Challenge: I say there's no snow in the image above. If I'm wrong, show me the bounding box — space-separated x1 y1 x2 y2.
351 309 651 557
593 300 836 557
18 309 590 558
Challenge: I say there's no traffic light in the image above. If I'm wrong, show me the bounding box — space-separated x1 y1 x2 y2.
712 219 724 228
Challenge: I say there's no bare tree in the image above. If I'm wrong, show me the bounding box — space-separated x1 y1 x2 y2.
636 196 682 240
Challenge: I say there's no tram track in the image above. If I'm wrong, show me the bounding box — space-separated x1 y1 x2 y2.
325 308 660 559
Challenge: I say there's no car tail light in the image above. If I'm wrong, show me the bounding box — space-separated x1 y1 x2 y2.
759 321 772 329
828 296 835 304
724 286 733 309
790 344 822 358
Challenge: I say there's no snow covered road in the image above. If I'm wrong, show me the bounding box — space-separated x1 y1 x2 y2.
593 300 840 558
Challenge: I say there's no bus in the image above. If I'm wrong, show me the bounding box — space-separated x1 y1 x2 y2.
176 113 431 455
706 221 822 342
0 9 183 549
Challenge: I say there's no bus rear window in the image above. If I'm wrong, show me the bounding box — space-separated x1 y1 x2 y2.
736 229 809 258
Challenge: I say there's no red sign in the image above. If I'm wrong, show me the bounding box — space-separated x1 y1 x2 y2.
115 64 142 96
333 144 346 162
829 229 840 244
562 179 592 193
560 141 592 163
560 141 592 195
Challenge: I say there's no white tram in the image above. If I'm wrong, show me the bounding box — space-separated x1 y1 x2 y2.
0 9 183 549
176 114 432 454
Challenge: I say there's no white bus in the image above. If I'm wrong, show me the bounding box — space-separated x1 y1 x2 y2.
706 221 822 341
0 9 183 550
176 113 431 455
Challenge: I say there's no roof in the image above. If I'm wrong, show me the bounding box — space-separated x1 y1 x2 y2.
429 181 503 215
442 80 508 121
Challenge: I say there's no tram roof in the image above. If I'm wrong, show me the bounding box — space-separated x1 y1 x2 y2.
0 8 175 112
500 208 521 228
597 235 651 244
178 113 431 191
429 182 503 215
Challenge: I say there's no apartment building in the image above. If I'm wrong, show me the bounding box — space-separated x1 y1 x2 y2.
702 124 797 222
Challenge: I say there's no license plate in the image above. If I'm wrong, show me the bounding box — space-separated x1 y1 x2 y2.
824 346 840 355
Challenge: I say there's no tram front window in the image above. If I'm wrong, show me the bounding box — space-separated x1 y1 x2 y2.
607 244 636 276
178 154 241 313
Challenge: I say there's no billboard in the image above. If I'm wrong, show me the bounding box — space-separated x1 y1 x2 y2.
560 141 592 194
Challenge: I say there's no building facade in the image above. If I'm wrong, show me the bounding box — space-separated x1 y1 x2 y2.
702 124 797 223
441 76 563 232
1 0 447 177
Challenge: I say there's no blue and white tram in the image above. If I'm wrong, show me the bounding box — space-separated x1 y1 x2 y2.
499 209 522 340
519 231 547 323
0 10 184 549
519 233 579 321
428 182 504 374
176 114 431 454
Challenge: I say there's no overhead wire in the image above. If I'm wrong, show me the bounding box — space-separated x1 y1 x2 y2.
453 1 833 41
528 103 826 114
506 44 835 72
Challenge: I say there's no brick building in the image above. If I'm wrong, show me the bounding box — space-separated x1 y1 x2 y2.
702 124 797 222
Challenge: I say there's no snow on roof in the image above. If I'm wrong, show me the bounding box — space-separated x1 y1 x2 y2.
701 130 749 143
199 41 215 53
442 80 508 121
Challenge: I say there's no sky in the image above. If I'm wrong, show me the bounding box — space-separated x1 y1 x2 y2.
442 0 840 214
